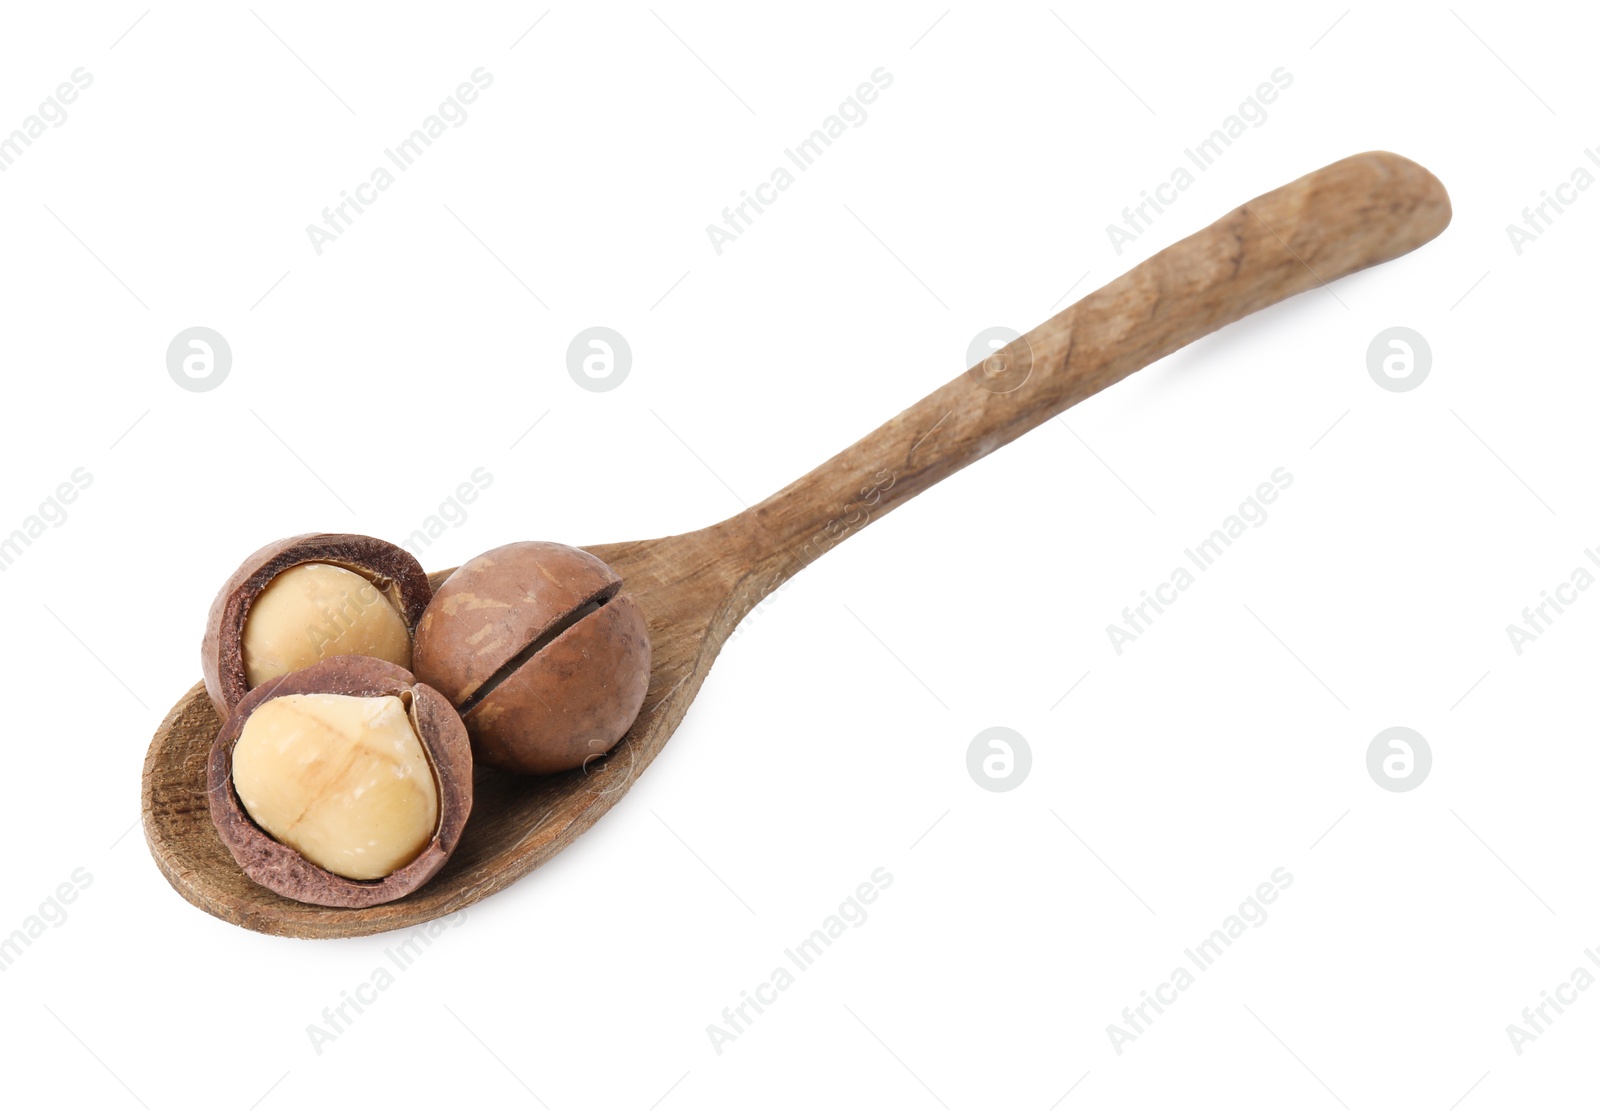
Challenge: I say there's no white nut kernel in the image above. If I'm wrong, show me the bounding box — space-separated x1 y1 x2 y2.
242 563 411 688
231 692 439 880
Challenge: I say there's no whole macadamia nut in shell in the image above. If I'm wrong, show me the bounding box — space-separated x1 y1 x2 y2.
413 541 651 775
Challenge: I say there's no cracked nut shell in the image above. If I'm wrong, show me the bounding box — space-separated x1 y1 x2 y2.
207 655 473 908
202 532 432 719
413 541 651 775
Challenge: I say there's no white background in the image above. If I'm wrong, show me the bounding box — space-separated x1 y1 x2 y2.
0 2 1594 1116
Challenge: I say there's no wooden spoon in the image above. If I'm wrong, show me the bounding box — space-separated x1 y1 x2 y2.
143 152 1450 938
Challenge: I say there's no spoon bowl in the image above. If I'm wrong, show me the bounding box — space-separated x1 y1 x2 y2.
143 527 745 938
142 152 1452 937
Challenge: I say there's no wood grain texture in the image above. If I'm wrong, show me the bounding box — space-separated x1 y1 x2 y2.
142 152 1450 937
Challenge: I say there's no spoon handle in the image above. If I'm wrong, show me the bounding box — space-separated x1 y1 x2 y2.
727 151 1449 588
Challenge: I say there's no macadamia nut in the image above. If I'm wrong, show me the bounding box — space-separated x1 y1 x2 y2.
413 541 651 775
231 692 439 880
242 563 412 688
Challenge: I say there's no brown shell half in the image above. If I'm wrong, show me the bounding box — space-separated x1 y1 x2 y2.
412 541 621 706
206 656 472 908
464 593 652 774
201 533 432 720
